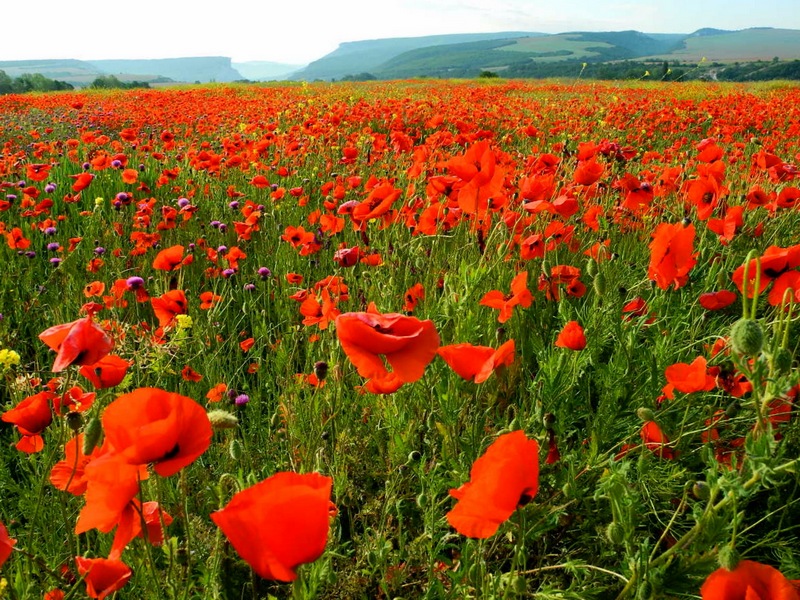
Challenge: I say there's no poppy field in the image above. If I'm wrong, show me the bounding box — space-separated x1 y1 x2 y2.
1 79 800 599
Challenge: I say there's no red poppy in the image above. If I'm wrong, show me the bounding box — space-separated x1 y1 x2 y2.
437 340 515 383
662 356 717 399
49 433 103 496
447 431 539 539
554 321 587 351
74 557 132 600
181 365 203 382
53 386 96 415
700 560 800 600
211 472 334 581
26 163 52 182
199 291 222 310
335 311 439 387
70 172 94 192
480 271 533 323
640 421 676 460
152 245 192 271
109 500 173 560
0 521 15 569
79 355 131 389
39 317 114 372
699 290 737 311
101 387 212 477
403 283 425 313
2 390 54 453
150 290 188 327
648 221 696 290
206 383 228 403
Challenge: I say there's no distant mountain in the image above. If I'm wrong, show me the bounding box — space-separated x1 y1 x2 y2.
291 32 544 81
87 57 242 83
232 61 304 81
290 27 800 81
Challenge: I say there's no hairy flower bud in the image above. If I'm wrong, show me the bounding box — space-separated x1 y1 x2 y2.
730 318 763 356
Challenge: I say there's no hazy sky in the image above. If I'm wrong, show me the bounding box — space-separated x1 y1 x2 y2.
3 0 798 65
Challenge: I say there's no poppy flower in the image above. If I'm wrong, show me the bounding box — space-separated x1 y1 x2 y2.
49 433 103 496
206 383 228 403
554 321 586 351
199 291 221 310
640 421 676 460
0 521 15 568
79 355 131 389
480 271 533 323
648 221 696 290
700 559 800 600
150 290 188 327
39 317 114 372
53 386 96 415
152 245 192 271
699 290 737 311
335 311 439 386
75 453 148 534
70 172 94 192
109 500 172 560
2 390 55 453
447 430 539 539
181 365 203 382
211 472 335 581
662 356 716 399
437 339 515 383
101 387 212 477
75 557 132 600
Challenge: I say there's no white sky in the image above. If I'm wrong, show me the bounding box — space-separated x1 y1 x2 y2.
2 0 798 65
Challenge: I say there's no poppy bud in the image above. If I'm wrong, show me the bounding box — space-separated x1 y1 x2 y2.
636 581 654 600
717 543 740 571
771 347 793 375
66 411 83 432
636 407 655 422
692 480 710 500
730 318 763 356
725 400 740 418
585 258 598 278
541 260 551 279
82 416 103 455
543 412 556 430
313 361 328 381
208 410 239 431
593 272 606 297
606 521 625 545
229 438 244 461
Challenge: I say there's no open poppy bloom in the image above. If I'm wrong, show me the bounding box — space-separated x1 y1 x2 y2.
2 390 55 453
700 559 800 600
554 321 587 351
480 271 533 323
109 500 172 560
79 355 131 389
662 356 716 399
150 290 188 327
211 472 335 581
437 339 515 383
447 430 540 539
152 244 192 271
75 556 132 600
0 521 15 569
648 221 696 290
39 317 114 372
101 387 212 477
50 433 103 496
335 310 439 389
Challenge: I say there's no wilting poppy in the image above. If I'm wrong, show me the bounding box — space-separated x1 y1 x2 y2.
700 559 800 600
211 472 335 581
447 430 539 539
335 311 439 386
554 321 587 351
0 521 15 568
39 317 114 372
101 387 212 477
79 355 131 389
74 556 132 600
437 340 515 383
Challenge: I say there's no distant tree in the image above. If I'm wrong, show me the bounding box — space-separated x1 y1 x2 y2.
0 70 12 94
478 70 500 79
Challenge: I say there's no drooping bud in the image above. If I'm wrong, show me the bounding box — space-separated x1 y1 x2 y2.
82 416 103 455
717 543 740 571
636 407 655 422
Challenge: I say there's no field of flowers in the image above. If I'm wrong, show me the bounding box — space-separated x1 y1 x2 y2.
0 79 799 599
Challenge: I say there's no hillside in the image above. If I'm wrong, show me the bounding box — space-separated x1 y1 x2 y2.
232 61 304 81
292 27 800 81
87 57 243 83
291 32 543 81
